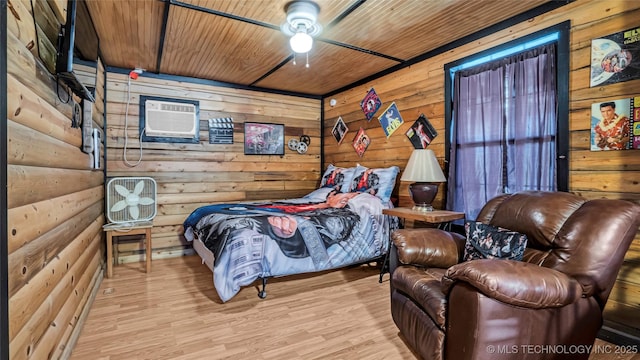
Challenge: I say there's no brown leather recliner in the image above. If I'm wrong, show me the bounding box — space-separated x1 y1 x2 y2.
389 191 640 360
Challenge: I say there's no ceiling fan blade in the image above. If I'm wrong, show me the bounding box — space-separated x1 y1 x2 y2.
110 200 127 212
129 206 140 220
133 180 145 195
139 197 155 206
114 184 131 197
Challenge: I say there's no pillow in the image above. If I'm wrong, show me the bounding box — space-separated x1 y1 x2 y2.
319 164 357 193
463 221 528 261
348 165 399 203
303 187 335 201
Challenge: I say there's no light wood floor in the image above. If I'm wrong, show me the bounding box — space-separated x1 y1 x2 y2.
70 256 638 360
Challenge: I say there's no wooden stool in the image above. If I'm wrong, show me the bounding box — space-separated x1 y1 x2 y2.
103 221 153 278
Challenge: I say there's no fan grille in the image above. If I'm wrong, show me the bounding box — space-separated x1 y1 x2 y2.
106 177 157 224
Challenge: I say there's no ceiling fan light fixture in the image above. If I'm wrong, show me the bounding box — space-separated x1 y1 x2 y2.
290 31 313 53
282 1 321 55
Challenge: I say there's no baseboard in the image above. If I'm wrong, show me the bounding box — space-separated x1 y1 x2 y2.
60 265 104 359
598 325 640 346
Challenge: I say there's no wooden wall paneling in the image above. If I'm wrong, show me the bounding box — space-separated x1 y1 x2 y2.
10 231 101 359
7 4 106 358
7 0 37 56
45 0 66 23
7 31 72 117
10 245 101 360
322 0 640 337
105 72 321 261
8 217 103 341
52 264 102 360
7 165 102 208
7 185 102 255
8 200 103 297
7 120 88 169
29 250 101 360
32 0 58 44
567 3 640 340
7 74 80 147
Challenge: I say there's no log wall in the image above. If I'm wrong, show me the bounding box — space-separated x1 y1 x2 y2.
105 73 321 263
7 0 106 358
323 0 640 338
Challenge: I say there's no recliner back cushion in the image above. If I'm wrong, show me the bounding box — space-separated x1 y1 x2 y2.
476 191 640 308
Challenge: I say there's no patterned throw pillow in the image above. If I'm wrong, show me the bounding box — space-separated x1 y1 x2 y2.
319 164 357 193
463 221 528 261
348 165 400 203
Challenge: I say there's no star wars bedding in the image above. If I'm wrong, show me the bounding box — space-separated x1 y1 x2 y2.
183 188 394 302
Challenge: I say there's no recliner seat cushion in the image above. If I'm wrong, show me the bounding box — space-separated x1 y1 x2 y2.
391 266 448 329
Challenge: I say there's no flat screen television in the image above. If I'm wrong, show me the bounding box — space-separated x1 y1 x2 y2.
56 0 99 102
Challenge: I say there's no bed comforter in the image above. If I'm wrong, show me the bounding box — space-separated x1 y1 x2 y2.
183 190 393 302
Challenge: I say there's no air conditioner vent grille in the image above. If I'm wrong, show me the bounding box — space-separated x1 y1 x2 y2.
144 99 198 139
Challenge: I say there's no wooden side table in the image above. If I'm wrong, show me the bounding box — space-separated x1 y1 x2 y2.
383 208 465 231
103 221 153 278
379 208 465 282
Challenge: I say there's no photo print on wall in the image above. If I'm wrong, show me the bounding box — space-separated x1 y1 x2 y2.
360 88 382 121
590 25 640 87
352 127 370 157
406 114 438 149
590 97 639 151
244 122 285 155
332 116 349 144
378 102 404 138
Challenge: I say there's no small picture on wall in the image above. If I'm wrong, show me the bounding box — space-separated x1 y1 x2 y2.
208 117 234 144
378 102 404 138
331 116 349 144
244 122 285 155
360 88 382 121
406 114 438 149
590 25 640 87
590 97 638 151
352 127 370 157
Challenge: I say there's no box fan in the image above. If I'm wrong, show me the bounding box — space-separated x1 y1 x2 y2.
106 177 157 224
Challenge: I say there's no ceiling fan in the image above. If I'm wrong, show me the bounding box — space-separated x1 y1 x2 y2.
281 1 322 67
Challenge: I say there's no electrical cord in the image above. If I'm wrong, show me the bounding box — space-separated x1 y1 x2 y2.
123 75 143 167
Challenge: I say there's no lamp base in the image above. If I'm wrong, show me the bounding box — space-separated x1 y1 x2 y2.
412 204 434 212
408 182 439 212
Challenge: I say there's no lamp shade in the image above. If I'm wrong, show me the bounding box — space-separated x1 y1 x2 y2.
401 149 446 211
400 149 446 183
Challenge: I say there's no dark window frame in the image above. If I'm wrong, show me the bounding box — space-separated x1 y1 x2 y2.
443 21 570 206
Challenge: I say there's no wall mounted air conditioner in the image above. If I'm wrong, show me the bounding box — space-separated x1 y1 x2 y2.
140 96 200 143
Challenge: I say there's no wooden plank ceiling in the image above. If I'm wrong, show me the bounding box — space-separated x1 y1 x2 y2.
86 0 560 96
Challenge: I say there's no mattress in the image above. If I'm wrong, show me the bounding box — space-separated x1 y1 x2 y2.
192 236 214 272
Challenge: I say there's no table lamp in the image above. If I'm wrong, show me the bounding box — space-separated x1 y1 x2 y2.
400 149 446 212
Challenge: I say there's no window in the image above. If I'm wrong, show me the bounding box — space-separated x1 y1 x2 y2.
444 22 569 220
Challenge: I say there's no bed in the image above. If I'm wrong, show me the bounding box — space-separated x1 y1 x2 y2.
183 164 400 302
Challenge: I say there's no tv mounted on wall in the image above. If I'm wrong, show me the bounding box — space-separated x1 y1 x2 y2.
56 0 99 102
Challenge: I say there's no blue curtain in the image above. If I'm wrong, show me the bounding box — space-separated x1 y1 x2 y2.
447 43 557 220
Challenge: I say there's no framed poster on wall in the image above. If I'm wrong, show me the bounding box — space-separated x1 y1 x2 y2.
406 114 438 149
331 116 349 144
360 88 382 121
590 25 640 87
590 97 638 151
352 127 370 157
244 122 285 155
378 102 404 138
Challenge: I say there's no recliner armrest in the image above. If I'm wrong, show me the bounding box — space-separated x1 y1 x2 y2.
442 259 584 308
392 228 465 269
